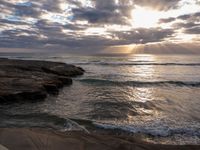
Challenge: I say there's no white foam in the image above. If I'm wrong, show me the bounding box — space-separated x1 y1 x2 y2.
63 118 90 133
93 121 200 137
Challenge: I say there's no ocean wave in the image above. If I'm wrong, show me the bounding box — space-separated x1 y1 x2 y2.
93 122 200 137
78 79 200 87
98 62 200 66
63 118 89 133
72 62 200 66
0 113 88 133
0 113 64 128
1 112 200 139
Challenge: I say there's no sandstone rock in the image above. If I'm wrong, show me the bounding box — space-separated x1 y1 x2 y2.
0 58 84 103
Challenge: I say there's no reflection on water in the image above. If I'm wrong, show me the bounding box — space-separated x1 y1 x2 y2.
128 55 155 80
125 55 156 117
0 54 200 144
133 88 154 103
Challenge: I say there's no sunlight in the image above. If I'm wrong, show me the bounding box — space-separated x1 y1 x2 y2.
84 27 107 35
103 45 136 54
131 6 164 28
41 12 67 24
131 55 156 83
175 32 197 42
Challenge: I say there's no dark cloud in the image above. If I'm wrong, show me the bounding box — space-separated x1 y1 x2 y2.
0 18 29 26
159 11 200 36
184 26 200 34
173 22 200 29
0 1 41 18
158 11 200 35
72 7 129 25
63 24 87 31
72 0 133 25
112 28 174 44
0 29 41 48
14 3 41 18
0 0 65 19
159 17 176 23
0 24 174 51
177 12 200 21
39 0 63 13
177 14 191 20
159 12 200 24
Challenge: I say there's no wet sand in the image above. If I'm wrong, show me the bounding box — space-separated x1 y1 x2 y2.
0 128 199 150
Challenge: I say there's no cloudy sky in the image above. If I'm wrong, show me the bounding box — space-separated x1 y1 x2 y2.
0 0 200 54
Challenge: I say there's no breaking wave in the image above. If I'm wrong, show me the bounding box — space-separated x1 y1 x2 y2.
78 79 200 87
73 62 200 66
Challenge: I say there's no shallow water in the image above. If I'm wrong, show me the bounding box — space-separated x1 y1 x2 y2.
0 53 200 144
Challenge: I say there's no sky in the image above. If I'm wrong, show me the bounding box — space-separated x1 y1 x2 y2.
0 0 200 54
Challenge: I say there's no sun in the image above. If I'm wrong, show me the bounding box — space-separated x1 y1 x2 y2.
131 6 164 28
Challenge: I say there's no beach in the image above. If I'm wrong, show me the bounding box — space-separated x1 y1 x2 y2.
0 128 199 150
0 56 200 149
1 0 200 149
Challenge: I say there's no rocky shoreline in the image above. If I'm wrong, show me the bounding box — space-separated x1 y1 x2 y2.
0 58 84 103
0 58 200 150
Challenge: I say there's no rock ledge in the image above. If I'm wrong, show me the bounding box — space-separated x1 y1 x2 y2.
0 58 84 103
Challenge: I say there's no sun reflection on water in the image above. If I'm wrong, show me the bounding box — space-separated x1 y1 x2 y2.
131 54 156 80
125 55 158 118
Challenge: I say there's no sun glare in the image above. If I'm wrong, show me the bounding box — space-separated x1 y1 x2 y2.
132 6 164 28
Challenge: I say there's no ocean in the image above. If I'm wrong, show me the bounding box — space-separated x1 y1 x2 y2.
0 53 200 145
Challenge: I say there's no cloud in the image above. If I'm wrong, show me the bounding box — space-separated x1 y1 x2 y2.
72 0 133 25
159 11 200 35
159 12 200 25
159 17 176 23
111 28 174 44
0 18 29 26
0 23 174 51
133 0 182 11
72 8 129 25
184 27 200 34
196 0 200 5
177 12 200 21
14 3 41 18
0 29 41 48
173 22 200 29
0 0 199 54
0 1 40 18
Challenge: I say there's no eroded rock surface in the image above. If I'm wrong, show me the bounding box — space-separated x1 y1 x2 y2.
0 58 84 103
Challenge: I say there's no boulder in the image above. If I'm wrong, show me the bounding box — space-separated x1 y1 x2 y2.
0 58 84 103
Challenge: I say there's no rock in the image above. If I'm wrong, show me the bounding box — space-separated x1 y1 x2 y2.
0 58 84 103
43 84 59 94
58 76 73 85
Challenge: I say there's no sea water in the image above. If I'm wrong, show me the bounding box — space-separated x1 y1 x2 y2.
0 53 200 144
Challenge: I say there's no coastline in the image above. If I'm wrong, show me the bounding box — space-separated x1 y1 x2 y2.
0 58 200 149
0 58 84 103
0 128 199 150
